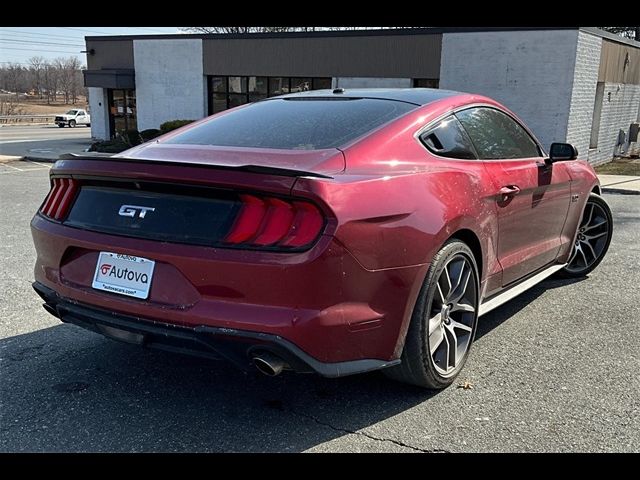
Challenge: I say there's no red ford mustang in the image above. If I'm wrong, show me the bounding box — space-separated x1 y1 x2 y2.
31 88 613 389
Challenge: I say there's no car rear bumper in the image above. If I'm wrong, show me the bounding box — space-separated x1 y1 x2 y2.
31 214 428 365
33 281 399 377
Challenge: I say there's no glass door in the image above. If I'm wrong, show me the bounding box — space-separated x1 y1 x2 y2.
108 89 137 137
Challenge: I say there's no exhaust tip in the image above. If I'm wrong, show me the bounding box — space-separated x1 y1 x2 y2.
252 352 287 377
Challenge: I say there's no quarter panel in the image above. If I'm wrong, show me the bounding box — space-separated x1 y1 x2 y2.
295 169 498 276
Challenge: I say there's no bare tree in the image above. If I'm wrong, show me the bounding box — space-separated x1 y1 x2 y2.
4 63 25 99
599 27 640 41
180 26 391 34
28 56 46 98
180 26 297 34
52 57 82 104
1 56 85 105
0 96 22 116
66 57 83 104
180 26 430 35
43 62 59 104
53 58 72 104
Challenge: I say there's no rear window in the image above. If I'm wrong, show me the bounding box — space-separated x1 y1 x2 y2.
164 98 416 150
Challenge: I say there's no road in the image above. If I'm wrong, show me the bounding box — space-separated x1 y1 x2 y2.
0 124 92 159
0 163 638 452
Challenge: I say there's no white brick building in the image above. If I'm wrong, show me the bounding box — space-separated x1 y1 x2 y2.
84 27 640 164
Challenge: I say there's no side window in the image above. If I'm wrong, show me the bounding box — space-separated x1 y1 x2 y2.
456 107 541 160
419 115 478 160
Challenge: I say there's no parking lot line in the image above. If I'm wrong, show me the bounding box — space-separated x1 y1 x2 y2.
24 160 53 168
2 163 24 171
0 163 50 174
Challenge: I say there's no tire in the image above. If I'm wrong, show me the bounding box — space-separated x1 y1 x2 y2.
383 239 480 389
86 123 91 127
69 120 76 128
557 193 613 278
57 124 65 128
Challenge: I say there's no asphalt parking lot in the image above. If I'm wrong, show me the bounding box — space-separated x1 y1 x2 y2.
0 124 92 159
0 162 638 453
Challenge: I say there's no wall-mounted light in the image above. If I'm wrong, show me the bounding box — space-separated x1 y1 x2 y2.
80 49 96 55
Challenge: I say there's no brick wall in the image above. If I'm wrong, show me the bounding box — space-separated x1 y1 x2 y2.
133 39 206 131
440 30 579 152
588 83 640 165
566 32 602 159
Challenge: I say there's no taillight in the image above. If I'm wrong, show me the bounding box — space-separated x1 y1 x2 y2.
225 194 325 250
40 177 79 221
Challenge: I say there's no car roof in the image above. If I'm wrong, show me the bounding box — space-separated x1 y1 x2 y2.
277 88 461 106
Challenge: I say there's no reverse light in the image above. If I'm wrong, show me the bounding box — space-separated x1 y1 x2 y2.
40 177 79 221
225 194 325 250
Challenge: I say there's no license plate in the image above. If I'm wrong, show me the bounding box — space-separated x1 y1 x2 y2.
92 252 155 300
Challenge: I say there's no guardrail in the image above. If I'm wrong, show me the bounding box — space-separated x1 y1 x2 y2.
0 114 56 125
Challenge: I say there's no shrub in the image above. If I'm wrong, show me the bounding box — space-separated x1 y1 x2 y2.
140 128 162 141
160 119 194 133
121 129 142 146
87 122 189 154
88 139 130 153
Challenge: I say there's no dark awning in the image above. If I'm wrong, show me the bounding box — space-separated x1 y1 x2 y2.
83 69 135 89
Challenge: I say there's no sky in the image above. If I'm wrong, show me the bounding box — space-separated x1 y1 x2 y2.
0 27 181 66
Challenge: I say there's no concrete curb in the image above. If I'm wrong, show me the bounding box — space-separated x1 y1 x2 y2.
0 155 24 164
602 187 640 196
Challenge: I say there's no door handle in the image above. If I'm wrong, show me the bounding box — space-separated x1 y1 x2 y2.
499 185 521 198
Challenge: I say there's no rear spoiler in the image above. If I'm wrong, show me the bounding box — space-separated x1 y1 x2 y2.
57 153 333 179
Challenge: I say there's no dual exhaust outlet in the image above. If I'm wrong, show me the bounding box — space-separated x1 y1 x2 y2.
252 352 288 377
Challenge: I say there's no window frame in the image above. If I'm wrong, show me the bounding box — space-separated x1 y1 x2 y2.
414 103 546 162
418 115 479 160
454 106 544 161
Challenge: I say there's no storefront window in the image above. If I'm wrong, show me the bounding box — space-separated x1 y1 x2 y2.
211 93 227 114
413 78 440 88
228 76 247 94
268 77 289 96
209 76 332 115
312 78 332 90
211 77 226 93
228 93 248 109
290 78 312 93
248 77 268 95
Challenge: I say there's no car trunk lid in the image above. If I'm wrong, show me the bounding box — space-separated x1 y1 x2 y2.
48 152 337 250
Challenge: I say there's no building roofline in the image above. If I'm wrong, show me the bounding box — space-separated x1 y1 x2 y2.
579 27 640 48
85 27 640 49
85 26 583 42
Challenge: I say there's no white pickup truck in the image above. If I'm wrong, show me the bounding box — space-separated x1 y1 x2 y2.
54 109 91 128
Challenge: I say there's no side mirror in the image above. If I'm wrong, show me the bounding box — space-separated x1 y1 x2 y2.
548 142 578 163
